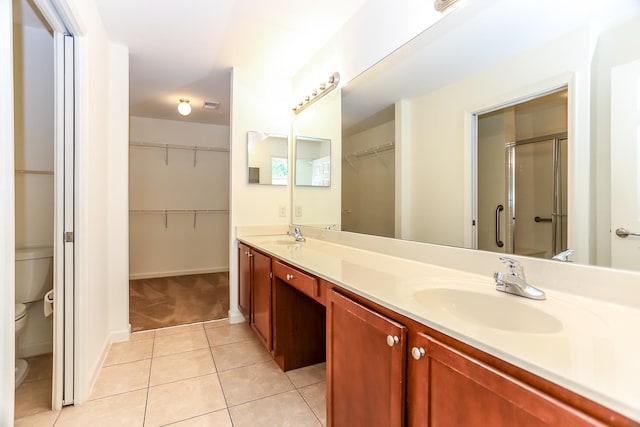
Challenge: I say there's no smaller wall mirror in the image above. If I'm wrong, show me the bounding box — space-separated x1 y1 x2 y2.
247 131 288 185
295 136 331 187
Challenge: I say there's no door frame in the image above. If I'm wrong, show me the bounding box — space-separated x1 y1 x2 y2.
465 78 576 255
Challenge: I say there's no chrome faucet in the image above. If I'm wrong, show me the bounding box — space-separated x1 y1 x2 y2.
493 256 546 300
287 226 306 242
552 248 574 262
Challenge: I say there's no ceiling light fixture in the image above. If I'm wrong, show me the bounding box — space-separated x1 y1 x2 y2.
177 99 192 116
292 72 340 115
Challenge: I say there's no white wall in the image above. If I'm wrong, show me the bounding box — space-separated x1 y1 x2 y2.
58 0 130 403
229 67 291 322
292 89 342 227
13 24 54 249
13 22 55 358
129 117 230 278
0 0 16 421
401 27 593 263
342 120 395 237
293 0 447 95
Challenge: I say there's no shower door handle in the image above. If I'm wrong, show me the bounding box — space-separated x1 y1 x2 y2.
495 204 504 248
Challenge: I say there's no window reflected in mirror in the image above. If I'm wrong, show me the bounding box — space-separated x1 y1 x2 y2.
247 131 288 186
294 136 331 187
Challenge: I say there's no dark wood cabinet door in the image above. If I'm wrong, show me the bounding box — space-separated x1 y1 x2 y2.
250 250 271 350
237 243 251 318
327 290 406 427
412 332 603 427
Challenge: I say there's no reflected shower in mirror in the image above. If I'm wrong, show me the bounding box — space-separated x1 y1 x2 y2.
295 136 331 187
247 131 288 185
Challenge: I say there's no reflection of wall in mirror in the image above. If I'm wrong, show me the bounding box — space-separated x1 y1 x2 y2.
342 120 395 238
292 89 341 227
401 28 592 264
248 134 288 185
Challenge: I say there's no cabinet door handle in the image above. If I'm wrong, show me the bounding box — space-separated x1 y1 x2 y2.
286 273 294 280
386 335 399 347
411 347 426 360
248 253 253 258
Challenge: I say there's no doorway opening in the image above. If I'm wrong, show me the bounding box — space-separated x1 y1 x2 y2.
476 88 569 259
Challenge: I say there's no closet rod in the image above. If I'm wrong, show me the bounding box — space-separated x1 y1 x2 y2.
15 169 54 175
129 141 229 153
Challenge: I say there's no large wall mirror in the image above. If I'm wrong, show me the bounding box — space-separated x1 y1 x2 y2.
292 0 640 272
247 131 288 185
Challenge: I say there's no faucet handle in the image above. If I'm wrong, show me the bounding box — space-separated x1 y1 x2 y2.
499 256 525 278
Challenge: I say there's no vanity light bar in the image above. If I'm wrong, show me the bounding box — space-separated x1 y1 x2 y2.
292 72 340 115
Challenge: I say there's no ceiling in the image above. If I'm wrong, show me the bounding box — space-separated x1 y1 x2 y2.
92 0 368 126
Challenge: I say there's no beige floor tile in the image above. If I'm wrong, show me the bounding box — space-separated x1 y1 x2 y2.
55 389 146 427
104 338 154 366
153 329 209 357
229 390 322 427
14 377 52 419
203 319 231 329
219 360 294 406
90 359 150 400
286 362 326 388
211 339 272 371
154 323 204 337
300 381 327 426
145 374 226 427
150 348 216 386
165 409 233 426
130 330 155 341
205 322 255 347
14 409 60 427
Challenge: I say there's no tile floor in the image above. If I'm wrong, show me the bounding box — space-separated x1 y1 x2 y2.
15 320 327 427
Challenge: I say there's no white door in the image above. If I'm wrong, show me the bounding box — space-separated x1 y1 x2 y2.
52 32 75 407
611 58 640 271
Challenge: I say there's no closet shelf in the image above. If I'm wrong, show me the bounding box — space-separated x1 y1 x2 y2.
129 141 229 153
344 141 395 169
130 141 229 166
15 169 54 175
129 209 228 229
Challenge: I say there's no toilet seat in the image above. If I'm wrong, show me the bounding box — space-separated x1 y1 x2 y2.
15 303 27 322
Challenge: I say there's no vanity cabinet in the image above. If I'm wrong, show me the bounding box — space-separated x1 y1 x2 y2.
237 243 252 317
250 250 272 350
238 243 272 350
238 241 639 426
407 331 604 427
327 289 407 427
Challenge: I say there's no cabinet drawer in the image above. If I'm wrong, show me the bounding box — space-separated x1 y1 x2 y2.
273 260 318 299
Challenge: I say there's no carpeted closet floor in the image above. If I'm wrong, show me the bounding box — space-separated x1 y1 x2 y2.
129 272 230 332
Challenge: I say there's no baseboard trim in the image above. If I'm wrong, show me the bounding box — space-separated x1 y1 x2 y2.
129 267 229 280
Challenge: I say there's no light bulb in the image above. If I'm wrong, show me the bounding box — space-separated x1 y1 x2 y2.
177 99 191 116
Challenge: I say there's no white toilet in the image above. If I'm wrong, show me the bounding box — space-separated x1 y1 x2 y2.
15 246 53 388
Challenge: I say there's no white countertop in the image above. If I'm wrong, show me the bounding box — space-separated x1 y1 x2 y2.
238 233 640 422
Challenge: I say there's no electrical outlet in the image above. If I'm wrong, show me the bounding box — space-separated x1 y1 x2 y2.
279 205 286 217
295 205 302 217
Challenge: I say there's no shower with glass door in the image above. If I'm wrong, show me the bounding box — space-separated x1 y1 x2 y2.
476 89 569 259
502 134 568 258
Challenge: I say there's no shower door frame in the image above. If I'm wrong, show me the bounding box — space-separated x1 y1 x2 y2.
505 133 568 258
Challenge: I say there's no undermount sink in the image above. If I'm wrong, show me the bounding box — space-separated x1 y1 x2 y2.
413 288 563 334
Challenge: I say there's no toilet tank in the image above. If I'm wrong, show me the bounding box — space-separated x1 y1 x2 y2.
15 246 53 303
